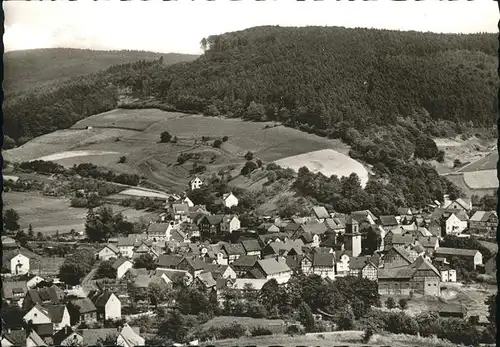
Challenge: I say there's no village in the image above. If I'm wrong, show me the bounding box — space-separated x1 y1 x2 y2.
1 173 497 347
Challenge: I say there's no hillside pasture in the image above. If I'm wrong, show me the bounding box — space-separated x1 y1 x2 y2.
462 170 498 189
3 191 156 236
5 109 359 192
441 173 497 198
459 152 498 172
274 149 369 187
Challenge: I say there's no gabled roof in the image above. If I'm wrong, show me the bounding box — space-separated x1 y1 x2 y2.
43 304 66 323
417 236 439 248
349 256 377 270
112 257 132 270
232 255 259 268
397 207 412 215
147 223 170 235
300 223 328 235
223 192 237 200
154 269 190 282
283 222 301 233
3 248 41 265
89 290 115 308
27 330 47 346
258 232 289 246
117 237 136 247
386 245 414 264
312 247 334 254
2 281 28 300
470 211 498 222
172 203 190 214
156 255 184 268
286 255 305 270
434 247 480 257
195 272 217 288
25 285 64 305
351 210 378 223
32 323 53 338
69 298 96 313
442 198 472 210
53 326 80 345
182 256 208 271
201 215 225 225
379 215 399 226
312 206 330 219
119 324 144 347
101 244 120 254
241 239 261 253
256 258 291 276
324 218 345 230
221 243 246 256
391 234 415 246
410 255 441 277
231 278 269 290
4 330 27 347
311 253 334 267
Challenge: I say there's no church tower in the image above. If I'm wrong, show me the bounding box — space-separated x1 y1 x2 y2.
344 215 362 257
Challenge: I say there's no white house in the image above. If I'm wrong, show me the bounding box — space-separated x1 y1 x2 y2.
221 215 241 233
116 324 145 347
112 258 134 280
335 251 350 277
24 304 52 325
441 269 457 282
117 237 136 259
434 247 483 269
183 196 194 207
222 192 239 208
4 252 31 275
26 275 45 289
26 330 47 347
189 177 203 190
146 222 177 242
443 213 468 236
97 245 121 261
89 290 122 321
251 258 292 284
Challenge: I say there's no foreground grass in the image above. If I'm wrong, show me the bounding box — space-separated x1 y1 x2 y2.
201 331 462 347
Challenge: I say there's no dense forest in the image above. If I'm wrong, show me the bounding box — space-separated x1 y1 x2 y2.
4 26 497 209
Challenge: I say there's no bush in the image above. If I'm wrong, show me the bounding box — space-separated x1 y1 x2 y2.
244 151 254 161
213 139 223 148
160 131 172 143
118 156 127 163
385 297 396 309
222 136 229 142
285 324 305 336
241 161 258 175
250 326 273 337
398 298 408 310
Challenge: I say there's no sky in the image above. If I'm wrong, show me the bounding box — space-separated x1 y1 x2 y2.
4 0 498 54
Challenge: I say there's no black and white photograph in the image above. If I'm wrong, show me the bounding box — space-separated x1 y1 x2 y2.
1 1 498 346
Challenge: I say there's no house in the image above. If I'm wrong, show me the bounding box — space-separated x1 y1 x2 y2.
378 256 441 296
177 256 208 277
183 196 195 207
437 303 467 318
220 243 246 263
249 258 293 284
189 176 203 190
390 234 415 248
382 245 415 268
89 290 122 321
301 253 335 280
221 192 239 208
231 255 259 276
198 215 225 239
397 207 413 217
3 281 28 307
258 232 290 246
348 256 379 281
231 278 269 291
378 215 399 231
171 203 191 223
154 268 193 286
44 305 71 332
3 250 31 275
241 239 262 257
117 237 137 259
441 269 457 282
261 240 304 258
433 248 483 269
23 304 70 333
67 298 97 325
193 272 217 290
2 330 29 347
441 195 472 213
26 330 47 347
324 217 346 235
417 236 440 254
112 258 134 280
335 251 351 277
26 275 45 289
146 222 176 242
22 286 65 311
299 232 321 248
156 254 185 270
116 323 145 347
294 223 329 240
351 210 378 225
469 211 498 235
441 211 469 236
312 206 330 222
221 215 241 234
2 236 18 248
23 304 52 326
257 223 281 233
53 326 83 346
97 244 121 261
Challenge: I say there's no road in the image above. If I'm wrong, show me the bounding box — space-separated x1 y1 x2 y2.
81 267 98 291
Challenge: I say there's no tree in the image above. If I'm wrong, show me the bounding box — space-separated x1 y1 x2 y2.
453 159 462 168
160 131 172 143
4 208 20 232
246 101 266 121
479 194 496 210
118 156 127 163
222 136 229 142
95 260 117 279
59 248 95 286
259 279 283 313
385 297 396 309
485 294 496 326
14 230 28 247
213 139 223 148
244 151 254 161
267 170 277 183
158 311 191 343
28 224 34 239
297 302 315 332
134 253 157 270
3 135 16 149
85 206 127 242
148 282 171 308
336 305 355 330
241 161 258 175
398 298 408 310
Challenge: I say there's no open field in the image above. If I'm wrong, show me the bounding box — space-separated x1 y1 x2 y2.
3 191 156 236
118 188 171 199
458 152 498 172
201 331 460 347
274 149 369 187
5 109 361 193
462 170 498 189
440 173 497 198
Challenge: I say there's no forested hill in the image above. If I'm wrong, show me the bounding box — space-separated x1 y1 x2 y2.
5 26 497 157
4 48 198 95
